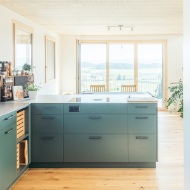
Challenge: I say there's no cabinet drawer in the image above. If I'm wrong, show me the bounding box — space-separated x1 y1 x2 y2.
34 115 63 134
34 104 63 114
128 134 157 162
64 103 127 114
128 115 157 133
128 103 157 114
0 111 16 129
64 114 127 134
32 134 63 162
64 134 128 162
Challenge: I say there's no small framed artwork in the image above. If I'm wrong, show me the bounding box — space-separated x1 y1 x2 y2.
13 86 24 100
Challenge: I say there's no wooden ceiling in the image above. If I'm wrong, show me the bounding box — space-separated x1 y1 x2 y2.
0 0 183 35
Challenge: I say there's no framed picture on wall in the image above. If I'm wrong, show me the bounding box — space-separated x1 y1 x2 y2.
45 35 56 83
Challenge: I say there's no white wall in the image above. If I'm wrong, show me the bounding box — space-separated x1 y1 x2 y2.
61 35 183 96
184 0 190 189
167 37 183 84
0 5 62 95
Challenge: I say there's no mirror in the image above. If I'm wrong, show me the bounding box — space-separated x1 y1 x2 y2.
13 21 32 73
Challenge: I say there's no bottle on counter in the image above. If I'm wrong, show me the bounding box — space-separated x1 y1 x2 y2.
1 78 7 102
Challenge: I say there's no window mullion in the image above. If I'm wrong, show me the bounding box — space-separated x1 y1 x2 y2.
134 43 138 90
106 42 110 92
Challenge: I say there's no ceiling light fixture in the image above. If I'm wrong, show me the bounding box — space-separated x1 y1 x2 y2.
107 25 134 32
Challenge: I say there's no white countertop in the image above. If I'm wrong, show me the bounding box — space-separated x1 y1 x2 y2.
0 102 30 117
0 93 157 116
31 94 157 103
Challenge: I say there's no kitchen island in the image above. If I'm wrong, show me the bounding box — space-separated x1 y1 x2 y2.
30 93 158 168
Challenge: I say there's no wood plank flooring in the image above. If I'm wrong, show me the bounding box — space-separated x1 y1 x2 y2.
11 111 184 190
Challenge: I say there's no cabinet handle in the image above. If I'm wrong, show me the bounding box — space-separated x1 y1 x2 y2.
89 136 102 140
88 116 103 120
135 106 148 108
41 137 56 141
5 128 14 134
4 115 15 121
136 136 148 139
41 116 55 120
135 116 148 119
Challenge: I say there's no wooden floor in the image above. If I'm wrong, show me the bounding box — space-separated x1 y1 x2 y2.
11 111 184 190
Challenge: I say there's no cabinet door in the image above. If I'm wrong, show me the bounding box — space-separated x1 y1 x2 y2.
0 123 16 190
34 104 63 114
64 114 127 134
32 134 63 162
34 115 63 134
128 103 157 114
64 103 127 114
64 134 128 162
128 134 157 162
128 115 157 133
0 111 16 129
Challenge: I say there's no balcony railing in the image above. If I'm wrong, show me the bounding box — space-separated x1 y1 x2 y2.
81 73 162 99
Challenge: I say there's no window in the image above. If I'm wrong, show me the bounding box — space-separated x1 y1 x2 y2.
109 44 134 92
80 43 106 92
78 41 165 107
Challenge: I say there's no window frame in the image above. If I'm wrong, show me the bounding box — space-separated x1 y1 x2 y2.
13 20 33 71
77 40 167 109
45 35 56 83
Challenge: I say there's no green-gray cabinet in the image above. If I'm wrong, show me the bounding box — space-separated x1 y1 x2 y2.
32 134 63 162
30 102 157 166
128 134 157 162
64 114 128 134
0 105 31 190
64 134 128 162
31 104 64 162
0 112 16 190
128 103 158 162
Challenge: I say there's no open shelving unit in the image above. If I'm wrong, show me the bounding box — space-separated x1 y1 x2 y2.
16 107 30 175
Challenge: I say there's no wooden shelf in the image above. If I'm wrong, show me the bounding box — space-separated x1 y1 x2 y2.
16 140 29 170
17 133 29 143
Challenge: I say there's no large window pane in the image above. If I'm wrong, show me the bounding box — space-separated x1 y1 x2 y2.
109 44 134 92
138 44 163 106
80 44 106 92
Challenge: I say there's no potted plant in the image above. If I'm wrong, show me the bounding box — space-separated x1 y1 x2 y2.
165 79 183 118
22 63 31 75
26 82 41 100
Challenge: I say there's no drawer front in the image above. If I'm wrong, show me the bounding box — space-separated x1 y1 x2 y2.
64 114 127 134
0 111 16 129
128 103 157 114
34 115 63 134
128 115 157 133
64 134 128 162
128 134 157 162
34 104 63 114
64 103 127 114
32 134 63 162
